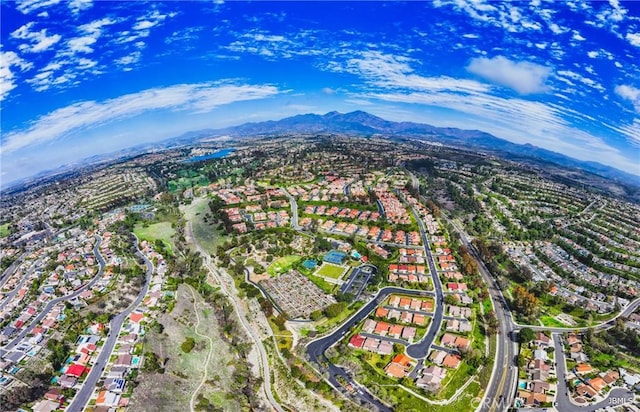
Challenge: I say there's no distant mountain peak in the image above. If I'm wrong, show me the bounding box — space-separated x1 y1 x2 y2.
211 110 639 188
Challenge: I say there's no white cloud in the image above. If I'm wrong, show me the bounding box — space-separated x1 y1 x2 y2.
79 17 118 36
587 50 599 58
59 18 118 56
338 51 490 94
626 32 640 47
1 82 282 154
0 51 34 101
76 58 97 70
115 52 142 67
466 55 551 94
11 22 61 53
556 70 604 92
16 0 61 14
68 0 92 14
67 36 97 53
548 23 565 35
615 85 640 112
572 31 586 41
133 20 157 31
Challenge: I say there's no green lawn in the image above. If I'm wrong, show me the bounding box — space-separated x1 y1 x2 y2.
267 255 302 276
315 263 347 279
133 222 176 254
540 314 569 328
0 223 10 238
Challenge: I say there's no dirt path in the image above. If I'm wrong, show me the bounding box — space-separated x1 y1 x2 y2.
187 285 214 412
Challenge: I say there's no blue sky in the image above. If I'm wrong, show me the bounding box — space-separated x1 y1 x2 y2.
1 0 640 189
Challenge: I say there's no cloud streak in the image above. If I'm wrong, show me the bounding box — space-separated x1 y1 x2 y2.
0 51 34 101
1 82 282 154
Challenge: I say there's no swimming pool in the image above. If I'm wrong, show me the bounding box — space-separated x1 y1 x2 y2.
518 380 527 389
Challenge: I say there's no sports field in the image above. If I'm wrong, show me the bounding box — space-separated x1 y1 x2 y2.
315 263 347 279
267 255 302 276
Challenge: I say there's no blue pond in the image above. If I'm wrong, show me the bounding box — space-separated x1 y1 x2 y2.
184 148 235 163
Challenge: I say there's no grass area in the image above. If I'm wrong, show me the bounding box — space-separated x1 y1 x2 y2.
266 315 294 352
128 285 239 412
316 302 363 333
482 297 493 315
0 223 10 238
267 255 302 276
168 170 209 192
540 315 567 328
438 362 474 399
315 263 347 279
133 221 176 255
351 350 482 412
307 274 336 294
181 197 226 254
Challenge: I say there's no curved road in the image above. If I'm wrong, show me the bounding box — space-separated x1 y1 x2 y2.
187 221 285 412
552 332 635 412
0 263 37 309
306 286 435 412
67 235 153 412
512 297 640 333
1 235 107 357
447 219 520 412
405 203 444 359
0 251 27 289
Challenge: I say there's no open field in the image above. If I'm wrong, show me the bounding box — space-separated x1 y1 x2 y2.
315 263 348 279
134 221 176 254
129 284 239 412
267 255 302 276
168 170 209 192
0 223 10 237
181 197 226 254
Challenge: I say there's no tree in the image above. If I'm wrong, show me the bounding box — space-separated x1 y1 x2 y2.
444 294 459 305
512 285 540 319
324 302 346 318
310 310 324 321
181 337 196 353
519 327 535 344
258 297 273 317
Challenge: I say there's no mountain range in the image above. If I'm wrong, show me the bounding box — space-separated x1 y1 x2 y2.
208 110 639 187
4 110 639 199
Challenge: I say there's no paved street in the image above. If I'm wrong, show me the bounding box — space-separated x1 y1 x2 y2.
187 221 285 412
306 286 434 411
406 204 444 359
552 333 635 412
66 236 153 412
1 235 106 357
447 219 519 412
